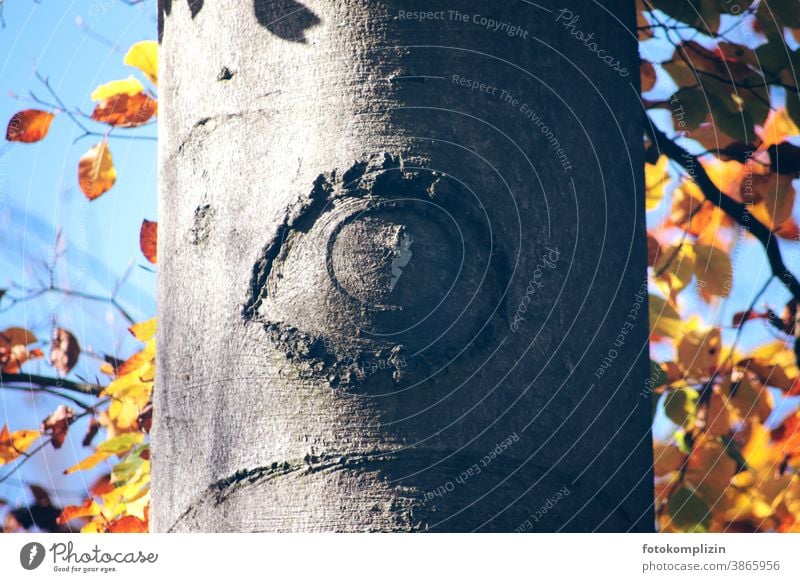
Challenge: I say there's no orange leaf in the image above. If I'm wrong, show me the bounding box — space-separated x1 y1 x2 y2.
91 93 156 127
106 515 147 533
78 140 116 200
6 109 55 143
0 327 37 348
0 426 41 464
139 220 157 264
57 498 100 524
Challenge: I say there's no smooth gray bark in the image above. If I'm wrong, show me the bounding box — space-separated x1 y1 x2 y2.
155 0 654 532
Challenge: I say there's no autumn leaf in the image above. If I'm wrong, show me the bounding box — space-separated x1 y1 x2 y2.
691 244 733 298
124 40 158 85
140 220 157 264
57 498 100 525
78 140 116 200
82 417 100 448
106 514 147 533
40 405 75 450
648 294 683 339
665 388 699 428
5 109 55 143
129 318 156 342
91 92 156 127
64 433 143 474
0 425 40 465
758 107 800 148
685 436 739 506
676 325 721 379
0 327 42 373
653 442 685 476
90 76 145 101
720 378 773 424
50 328 80 375
645 155 670 211
667 487 710 532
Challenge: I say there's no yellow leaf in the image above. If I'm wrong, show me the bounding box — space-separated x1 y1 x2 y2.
90 76 146 101
759 108 800 148
742 421 775 471
692 244 733 298
0 427 40 464
78 140 116 200
129 318 156 342
740 341 799 392
645 155 670 210
65 450 112 474
677 325 721 379
124 41 158 85
685 436 738 505
654 243 695 295
721 377 772 423
649 294 683 338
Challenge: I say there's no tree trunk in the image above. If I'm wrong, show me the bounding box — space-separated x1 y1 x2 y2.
154 0 654 532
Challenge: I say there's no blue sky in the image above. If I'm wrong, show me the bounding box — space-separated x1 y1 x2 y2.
0 0 156 512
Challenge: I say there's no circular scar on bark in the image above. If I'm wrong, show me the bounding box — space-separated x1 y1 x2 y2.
243 154 509 387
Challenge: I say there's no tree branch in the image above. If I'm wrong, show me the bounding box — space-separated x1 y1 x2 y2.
646 123 800 303
0 373 103 396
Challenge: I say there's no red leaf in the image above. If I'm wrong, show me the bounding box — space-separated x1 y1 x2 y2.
40 405 75 449
82 417 100 447
6 110 55 143
139 220 157 264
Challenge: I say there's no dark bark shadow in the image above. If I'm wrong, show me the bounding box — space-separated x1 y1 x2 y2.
254 0 321 43
159 0 204 41
159 0 320 44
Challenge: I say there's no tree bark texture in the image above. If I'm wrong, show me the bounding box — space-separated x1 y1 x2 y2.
155 0 654 532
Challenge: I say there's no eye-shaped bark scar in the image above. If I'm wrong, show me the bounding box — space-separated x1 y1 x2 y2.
243 154 509 388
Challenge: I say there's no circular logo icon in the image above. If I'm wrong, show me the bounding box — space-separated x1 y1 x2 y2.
19 542 46 570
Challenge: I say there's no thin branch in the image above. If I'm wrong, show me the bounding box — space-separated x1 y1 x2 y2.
646 123 800 303
0 384 94 410
0 400 109 485
0 372 103 396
